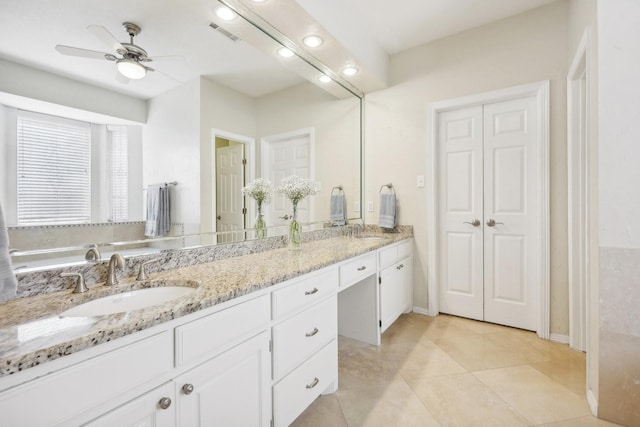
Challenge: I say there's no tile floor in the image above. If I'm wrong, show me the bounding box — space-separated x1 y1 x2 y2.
291 313 622 427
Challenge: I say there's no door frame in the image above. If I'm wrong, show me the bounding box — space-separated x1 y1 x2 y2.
426 81 550 339
260 127 316 223
211 129 255 232
567 29 590 352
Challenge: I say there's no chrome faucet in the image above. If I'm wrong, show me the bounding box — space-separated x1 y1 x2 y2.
85 246 101 262
136 260 155 281
105 254 125 287
61 272 88 293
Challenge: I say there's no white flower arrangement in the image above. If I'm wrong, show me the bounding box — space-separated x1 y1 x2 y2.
242 178 274 205
276 175 318 205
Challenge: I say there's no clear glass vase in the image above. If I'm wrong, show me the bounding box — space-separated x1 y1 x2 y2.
288 203 302 251
254 202 266 239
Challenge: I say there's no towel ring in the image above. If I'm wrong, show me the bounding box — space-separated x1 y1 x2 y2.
331 185 344 195
379 183 395 194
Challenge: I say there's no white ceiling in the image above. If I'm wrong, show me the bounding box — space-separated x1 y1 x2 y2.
0 0 558 101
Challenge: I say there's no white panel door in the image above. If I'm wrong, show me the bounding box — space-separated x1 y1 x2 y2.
216 144 245 242
438 96 539 331
438 106 484 321
263 134 311 226
483 96 538 330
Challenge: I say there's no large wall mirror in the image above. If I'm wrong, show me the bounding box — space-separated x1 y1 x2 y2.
0 0 362 272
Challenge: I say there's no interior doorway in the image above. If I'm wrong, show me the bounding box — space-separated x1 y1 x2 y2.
427 81 550 338
261 128 315 229
211 129 255 243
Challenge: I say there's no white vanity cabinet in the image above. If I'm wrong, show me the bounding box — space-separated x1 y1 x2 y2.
378 239 414 333
270 266 339 427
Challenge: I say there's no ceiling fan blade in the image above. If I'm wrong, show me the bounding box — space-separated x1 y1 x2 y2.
151 68 183 84
145 55 185 62
55 45 110 60
87 24 125 53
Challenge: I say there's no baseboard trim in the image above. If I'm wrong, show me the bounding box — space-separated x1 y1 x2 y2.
412 306 436 316
587 388 598 416
549 333 570 344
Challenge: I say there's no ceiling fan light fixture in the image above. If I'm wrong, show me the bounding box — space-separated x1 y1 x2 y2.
303 35 323 48
117 59 146 79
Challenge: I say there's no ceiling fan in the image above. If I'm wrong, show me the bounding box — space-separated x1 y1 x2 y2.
55 22 181 82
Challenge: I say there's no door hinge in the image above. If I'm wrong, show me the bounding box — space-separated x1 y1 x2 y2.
270 419 274 427
379 320 382 328
242 158 247 165
242 207 247 215
269 339 272 352
378 276 381 284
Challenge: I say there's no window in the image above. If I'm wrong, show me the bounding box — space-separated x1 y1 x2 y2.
108 126 128 221
17 110 91 225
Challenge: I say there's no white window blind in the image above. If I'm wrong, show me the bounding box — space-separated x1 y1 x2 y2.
17 110 91 225
109 127 129 221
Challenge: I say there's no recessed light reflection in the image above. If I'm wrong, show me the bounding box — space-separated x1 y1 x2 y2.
303 35 323 48
278 47 295 58
215 6 237 21
342 66 359 76
318 75 331 83
252 0 268 2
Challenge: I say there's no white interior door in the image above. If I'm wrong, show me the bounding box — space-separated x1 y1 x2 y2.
483 96 539 331
216 144 245 242
262 133 312 226
438 106 484 321
438 96 539 331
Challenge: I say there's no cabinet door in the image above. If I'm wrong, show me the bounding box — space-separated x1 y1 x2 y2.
379 264 399 333
176 331 271 427
85 382 175 427
398 256 413 314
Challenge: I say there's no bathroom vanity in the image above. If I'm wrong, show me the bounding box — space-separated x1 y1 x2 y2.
0 234 412 426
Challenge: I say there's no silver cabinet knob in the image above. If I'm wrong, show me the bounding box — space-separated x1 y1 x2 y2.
158 397 172 410
182 383 194 395
486 219 504 227
463 219 481 227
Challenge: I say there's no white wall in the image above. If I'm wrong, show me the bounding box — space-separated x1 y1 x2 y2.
597 1 640 424
256 82 361 222
364 1 570 334
199 77 257 234
144 78 201 235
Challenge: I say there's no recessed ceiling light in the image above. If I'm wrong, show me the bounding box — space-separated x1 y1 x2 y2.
318 75 331 83
342 66 359 76
303 35 323 48
215 6 237 21
278 47 295 58
252 0 268 2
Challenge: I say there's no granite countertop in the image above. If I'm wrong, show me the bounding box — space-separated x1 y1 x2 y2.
0 233 411 378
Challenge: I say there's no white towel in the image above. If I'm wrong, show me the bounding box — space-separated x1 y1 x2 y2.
330 194 346 226
378 193 396 229
145 185 171 237
0 201 17 301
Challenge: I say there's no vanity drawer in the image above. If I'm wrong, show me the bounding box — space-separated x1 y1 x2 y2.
272 267 338 320
0 331 172 427
378 239 413 269
273 339 338 427
272 296 337 379
339 251 376 287
175 294 270 367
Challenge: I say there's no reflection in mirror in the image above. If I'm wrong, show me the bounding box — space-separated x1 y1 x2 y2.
1 0 362 273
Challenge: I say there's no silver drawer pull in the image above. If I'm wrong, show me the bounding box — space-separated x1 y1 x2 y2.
158 397 172 410
182 383 194 395
305 287 319 295
305 377 319 389
396 264 404 270
305 327 319 337
357 266 367 271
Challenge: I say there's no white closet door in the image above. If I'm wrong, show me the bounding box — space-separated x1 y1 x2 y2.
217 144 245 242
438 106 484 321
483 96 539 331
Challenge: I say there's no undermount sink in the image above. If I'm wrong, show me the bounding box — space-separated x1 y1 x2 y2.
60 285 197 317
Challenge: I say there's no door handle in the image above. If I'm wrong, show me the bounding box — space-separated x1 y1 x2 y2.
463 219 481 227
216 215 221 220
279 214 291 220
486 219 504 227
